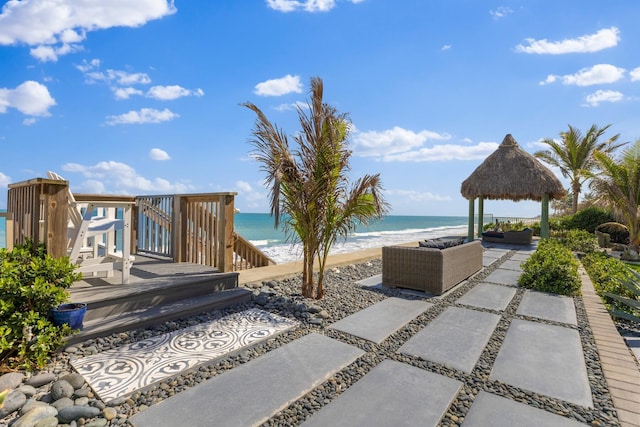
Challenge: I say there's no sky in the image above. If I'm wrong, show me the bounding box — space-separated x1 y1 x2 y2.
1 0 639 217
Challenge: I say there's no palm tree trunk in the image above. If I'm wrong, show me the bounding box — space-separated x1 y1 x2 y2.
571 180 581 214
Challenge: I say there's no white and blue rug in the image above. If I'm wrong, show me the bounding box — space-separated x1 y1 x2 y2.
72 308 298 403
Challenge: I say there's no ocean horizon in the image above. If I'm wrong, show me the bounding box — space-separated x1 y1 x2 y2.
0 211 491 264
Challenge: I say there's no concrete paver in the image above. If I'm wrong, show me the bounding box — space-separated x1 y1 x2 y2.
499 259 523 271
516 291 578 325
490 319 593 408
484 268 522 286
329 297 432 344
399 306 500 373
129 333 364 427
463 391 589 426
456 282 516 311
301 360 462 427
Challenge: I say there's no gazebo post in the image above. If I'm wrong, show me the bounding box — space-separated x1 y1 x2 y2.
468 198 475 242
541 193 550 238
477 197 484 238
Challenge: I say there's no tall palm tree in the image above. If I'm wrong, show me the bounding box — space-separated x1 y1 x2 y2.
242 77 389 299
590 140 640 245
535 124 624 214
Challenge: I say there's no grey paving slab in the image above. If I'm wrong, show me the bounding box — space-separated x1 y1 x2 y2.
490 319 593 408
484 268 521 286
329 297 432 344
509 252 531 261
357 274 382 288
399 306 500 373
516 291 577 325
129 333 364 427
482 255 498 267
301 360 462 427
462 391 589 426
456 282 517 311
499 259 523 272
482 250 505 259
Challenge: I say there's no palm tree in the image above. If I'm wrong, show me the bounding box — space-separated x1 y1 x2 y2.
590 140 640 245
535 124 624 214
242 77 389 299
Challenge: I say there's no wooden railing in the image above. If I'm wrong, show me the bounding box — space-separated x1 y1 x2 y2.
135 193 273 271
6 178 273 272
7 178 69 258
233 232 276 269
0 211 14 251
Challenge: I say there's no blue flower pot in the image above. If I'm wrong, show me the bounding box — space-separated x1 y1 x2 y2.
52 303 87 330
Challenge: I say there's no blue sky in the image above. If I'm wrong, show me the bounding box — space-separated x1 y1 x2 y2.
1 0 638 217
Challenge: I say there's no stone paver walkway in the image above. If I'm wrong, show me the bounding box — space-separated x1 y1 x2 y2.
69 243 639 427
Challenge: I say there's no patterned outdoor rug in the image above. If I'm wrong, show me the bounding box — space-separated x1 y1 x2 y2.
71 308 298 402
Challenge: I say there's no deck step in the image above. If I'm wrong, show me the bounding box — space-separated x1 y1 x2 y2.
67 288 253 345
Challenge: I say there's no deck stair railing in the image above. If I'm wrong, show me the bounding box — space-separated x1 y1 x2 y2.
135 193 274 271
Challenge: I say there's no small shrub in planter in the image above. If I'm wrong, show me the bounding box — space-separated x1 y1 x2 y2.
582 252 638 315
0 243 81 370
559 229 599 254
595 222 630 244
518 238 581 295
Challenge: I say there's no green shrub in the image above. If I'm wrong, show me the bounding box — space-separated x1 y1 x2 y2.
559 229 599 254
564 207 613 233
0 244 81 370
582 252 637 315
518 238 581 295
595 222 630 244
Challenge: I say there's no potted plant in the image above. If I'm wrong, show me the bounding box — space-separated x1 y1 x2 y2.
51 302 88 329
0 243 82 370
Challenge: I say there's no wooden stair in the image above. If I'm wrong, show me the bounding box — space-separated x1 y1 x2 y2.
65 256 253 345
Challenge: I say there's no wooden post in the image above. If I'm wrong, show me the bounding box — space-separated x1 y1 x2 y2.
541 194 550 238
171 195 183 262
45 182 69 259
477 197 484 238
468 198 475 242
217 194 235 272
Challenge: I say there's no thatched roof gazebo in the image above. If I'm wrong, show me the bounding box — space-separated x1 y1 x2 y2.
460 134 566 241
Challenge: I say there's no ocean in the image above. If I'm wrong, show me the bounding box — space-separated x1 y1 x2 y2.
0 211 483 264
234 213 473 263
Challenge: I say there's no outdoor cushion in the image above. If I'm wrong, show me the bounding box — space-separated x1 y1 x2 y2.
419 237 465 249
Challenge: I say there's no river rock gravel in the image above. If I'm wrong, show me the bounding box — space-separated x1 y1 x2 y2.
0 254 627 426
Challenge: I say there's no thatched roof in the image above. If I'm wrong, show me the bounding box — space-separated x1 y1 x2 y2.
460 134 566 201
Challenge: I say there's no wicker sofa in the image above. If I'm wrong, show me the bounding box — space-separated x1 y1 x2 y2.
482 228 533 245
382 240 483 295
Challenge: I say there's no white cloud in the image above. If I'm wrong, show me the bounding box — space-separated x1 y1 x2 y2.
113 87 144 100
146 85 204 100
0 81 56 116
268 0 364 12
584 90 624 107
150 148 171 160
541 64 625 86
254 74 303 96
382 142 499 162
441 44 451 51
490 6 513 19
274 101 309 111
353 126 451 157
105 108 179 125
22 118 37 126
61 160 194 194
0 172 11 188
385 189 451 202
0 0 176 62
630 67 640 82
234 180 266 209
515 27 620 54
